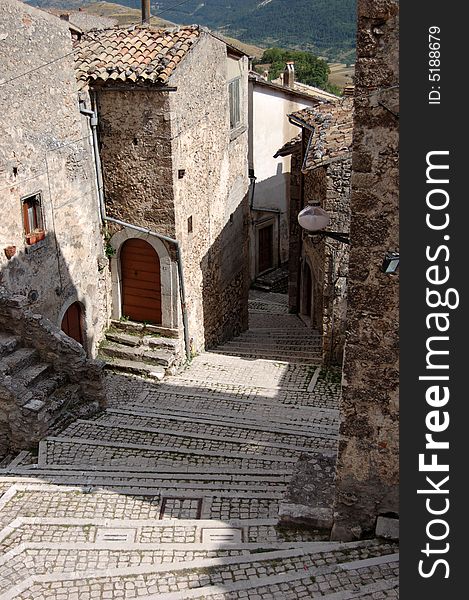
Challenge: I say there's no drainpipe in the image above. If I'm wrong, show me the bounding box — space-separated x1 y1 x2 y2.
79 100 191 361
79 102 106 222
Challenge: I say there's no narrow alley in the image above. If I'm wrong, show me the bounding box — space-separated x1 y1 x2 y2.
0 290 398 599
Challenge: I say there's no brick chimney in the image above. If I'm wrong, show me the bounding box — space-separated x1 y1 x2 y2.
283 61 295 88
142 0 151 25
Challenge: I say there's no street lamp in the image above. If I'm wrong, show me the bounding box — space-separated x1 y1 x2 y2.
381 251 400 274
297 205 350 244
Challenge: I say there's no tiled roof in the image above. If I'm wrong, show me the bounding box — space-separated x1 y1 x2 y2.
273 134 302 158
289 98 354 171
74 25 201 87
271 75 340 103
251 71 339 104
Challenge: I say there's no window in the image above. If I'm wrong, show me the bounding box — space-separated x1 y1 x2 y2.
228 77 241 129
22 192 45 245
187 216 193 233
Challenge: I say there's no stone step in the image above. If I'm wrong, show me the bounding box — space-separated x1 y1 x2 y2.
16 361 52 387
0 471 289 494
222 343 321 354
22 382 82 416
110 394 339 433
101 406 338 436
237 330 321 338
218 342 322 355
100 341 175 367
116 399 338 431
0 347 38 375
103 358 166 380
33 372 69 398
11 547 397 599
105 330 141 347
95 409 337 442
0 332 19 357
105 330 179 351
213 348 322 363
58 419 333 457
111 319 179 339
38 437 301 469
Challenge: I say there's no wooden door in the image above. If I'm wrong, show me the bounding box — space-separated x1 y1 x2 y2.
303 262 313 318
121 238 162 324
258 225 273 274
61 302 84 345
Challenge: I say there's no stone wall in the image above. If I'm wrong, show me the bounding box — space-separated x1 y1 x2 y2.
288 145 351 365
0 0 110 357
288 140 305 313
332 0 399 540
0 293 105 456
170 34 250 350
96 88 176 240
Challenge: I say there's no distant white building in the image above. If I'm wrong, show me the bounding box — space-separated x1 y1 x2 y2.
248 65 339 282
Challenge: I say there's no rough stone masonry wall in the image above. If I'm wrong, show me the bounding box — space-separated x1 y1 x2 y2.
96 88 176 241
169 34 250 350
332 0 399 540
290 153 351 365
321 159 351 365
0 293 105 456
0 0 110 357
288 141 305 314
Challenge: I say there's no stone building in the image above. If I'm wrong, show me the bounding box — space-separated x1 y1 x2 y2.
0 0 109 354
279 99 353 365
332 0 399 539
248 67 338 283
0 0 108 456
75 25 250 354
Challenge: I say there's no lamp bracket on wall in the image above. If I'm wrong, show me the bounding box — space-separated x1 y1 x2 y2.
298 205 349 245
307 231 350 244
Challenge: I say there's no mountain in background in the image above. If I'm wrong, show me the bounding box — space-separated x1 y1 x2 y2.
26 0 356 63
150 0 356 62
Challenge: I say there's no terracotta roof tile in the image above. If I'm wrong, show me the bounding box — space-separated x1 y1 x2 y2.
289 98 354 171
74 25 201 87
274 134 302 158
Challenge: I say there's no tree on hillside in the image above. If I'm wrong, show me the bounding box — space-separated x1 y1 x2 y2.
258 48 330 89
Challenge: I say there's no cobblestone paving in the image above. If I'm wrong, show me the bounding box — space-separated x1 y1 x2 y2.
0 290 398 597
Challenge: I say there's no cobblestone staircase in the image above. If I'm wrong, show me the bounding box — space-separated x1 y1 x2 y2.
213 290 323 364
0 291 398 598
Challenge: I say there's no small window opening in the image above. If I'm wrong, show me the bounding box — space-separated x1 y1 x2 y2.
133 137 138 145
22 192 45 245
13 167 18 177
187 216 193 233
228 77 241 130
178 169 186 179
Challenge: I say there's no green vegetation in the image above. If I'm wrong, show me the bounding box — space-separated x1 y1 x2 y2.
255 48 342 94
257 48 328 88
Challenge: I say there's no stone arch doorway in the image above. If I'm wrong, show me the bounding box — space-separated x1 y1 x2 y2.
300 260 313 320
120 238 162 324
61 301 85 346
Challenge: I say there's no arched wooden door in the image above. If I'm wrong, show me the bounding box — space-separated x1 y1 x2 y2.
302 261 313 319
61 301 84 345
121 238 162 324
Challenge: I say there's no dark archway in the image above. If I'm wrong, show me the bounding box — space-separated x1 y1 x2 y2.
120 238 162 324
301 260 313 320
61 301 85 346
